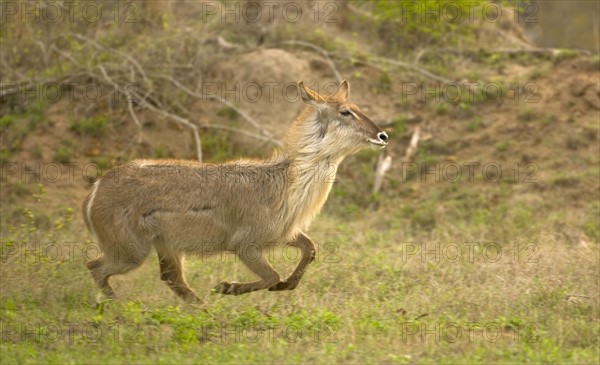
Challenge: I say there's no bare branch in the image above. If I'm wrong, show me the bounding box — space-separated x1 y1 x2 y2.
269 39 454 85
127 99 144 144
269 40 343 83
202 124 280 144
373 154 392 195
69 33 153 88
371 57 454 84
14 33 285 160
98 65 203 162
127 67 144 144
156 74 282 146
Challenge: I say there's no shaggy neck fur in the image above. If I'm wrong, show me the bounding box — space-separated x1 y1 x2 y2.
272 106 346 232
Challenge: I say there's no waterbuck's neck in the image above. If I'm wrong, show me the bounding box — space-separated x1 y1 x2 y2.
273 107 345 231
280 106 344 161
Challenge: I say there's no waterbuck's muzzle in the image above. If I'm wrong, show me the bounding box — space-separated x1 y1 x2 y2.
368 130 389 149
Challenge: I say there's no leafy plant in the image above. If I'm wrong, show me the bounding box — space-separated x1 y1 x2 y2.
466 118 485 132
70 116 109 137
496 141 510 152
152 144 172 159
370 0 486 50
53 140 75 163
376 72 392 93
518 106 538 122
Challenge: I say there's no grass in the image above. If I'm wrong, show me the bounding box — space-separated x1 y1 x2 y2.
53 140 75 163
0 173 597 364
552 49 580 65
495 141 510 153
201 132 237 163
376 72 392 93
392 116 407 136
466 118 485 132
70 116 109 137
152 144 172 159
434 102 449 116
216 107 239 121
0 100 49 163
518 106 538 123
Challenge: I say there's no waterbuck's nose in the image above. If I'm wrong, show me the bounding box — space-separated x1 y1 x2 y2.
377 132 389 144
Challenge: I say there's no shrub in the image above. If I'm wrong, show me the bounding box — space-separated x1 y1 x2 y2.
70 116 109 137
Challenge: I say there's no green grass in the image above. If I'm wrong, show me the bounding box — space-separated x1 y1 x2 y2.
1 180 597 364
152 144 172 159
495 141 510 152
0 100 50 163
70 116 109 137
466 118 485 132
434 102 449 116
392 116 407 136
376 72 392 93
552 49 580 65
53 140 75 163
518 106 538 123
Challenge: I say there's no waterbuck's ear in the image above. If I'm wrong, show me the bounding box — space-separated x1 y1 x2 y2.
298 81 325 107
333 80 349 101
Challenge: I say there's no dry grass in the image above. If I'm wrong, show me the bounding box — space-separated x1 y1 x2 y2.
0 179 598 364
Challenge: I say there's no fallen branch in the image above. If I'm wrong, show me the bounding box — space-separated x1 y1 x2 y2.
373 153 392 195
402 126 421 183
423 47 592 57
374 123 422 193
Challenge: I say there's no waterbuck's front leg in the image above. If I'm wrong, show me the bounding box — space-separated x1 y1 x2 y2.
156 248 201 303
269 231 316 291
213 245 281 295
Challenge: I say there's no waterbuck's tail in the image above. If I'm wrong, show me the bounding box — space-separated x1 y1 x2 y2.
82 179 101 241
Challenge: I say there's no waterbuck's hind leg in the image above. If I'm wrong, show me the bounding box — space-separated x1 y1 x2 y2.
269 232 316 291
87 257 117 299
213 246 280 295
155 246 201 303
87 241 151 299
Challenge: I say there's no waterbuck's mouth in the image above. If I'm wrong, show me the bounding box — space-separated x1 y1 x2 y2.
368 138 388 147
368 131 388 148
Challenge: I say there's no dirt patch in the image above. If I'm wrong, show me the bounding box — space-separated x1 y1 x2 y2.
209 48 339 136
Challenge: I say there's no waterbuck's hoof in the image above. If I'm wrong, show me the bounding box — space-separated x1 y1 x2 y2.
182 292 203 304
268 281 297 291
94 291 116 304
212 281 238 295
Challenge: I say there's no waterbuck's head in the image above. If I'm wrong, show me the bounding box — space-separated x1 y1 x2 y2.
284 80 388 159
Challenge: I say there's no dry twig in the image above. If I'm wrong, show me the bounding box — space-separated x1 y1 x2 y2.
402 126 421 183
373 154 392 195
268 40 343 83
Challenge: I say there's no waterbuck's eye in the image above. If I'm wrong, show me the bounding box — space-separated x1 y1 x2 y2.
340 110 352 117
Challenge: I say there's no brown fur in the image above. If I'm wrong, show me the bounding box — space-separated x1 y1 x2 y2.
83 80 388 301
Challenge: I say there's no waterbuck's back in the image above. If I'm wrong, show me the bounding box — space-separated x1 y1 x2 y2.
86 159 291 253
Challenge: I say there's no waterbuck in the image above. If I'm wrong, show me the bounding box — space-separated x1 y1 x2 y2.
83 80 389 301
